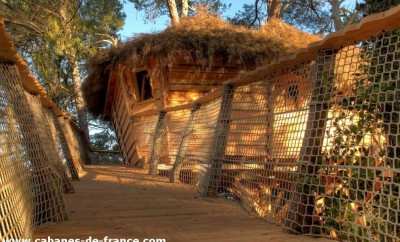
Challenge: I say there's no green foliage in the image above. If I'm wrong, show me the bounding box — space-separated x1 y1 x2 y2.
1 0 125 151
88 116 118 150
229 0 360 33
310 30 400 241
89 117 122 164
291 3 399 238
2 0 125 95
42 0 125 59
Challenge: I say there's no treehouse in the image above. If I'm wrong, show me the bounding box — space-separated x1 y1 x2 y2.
83 12 320 168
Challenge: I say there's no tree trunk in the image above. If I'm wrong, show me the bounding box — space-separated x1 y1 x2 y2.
70 58 92 164
329 0 344 31
181 0 189 17
167 0 180 25
59 1 91 164
267 0 282 21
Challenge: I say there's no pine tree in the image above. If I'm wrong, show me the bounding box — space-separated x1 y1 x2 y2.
1 0 125 163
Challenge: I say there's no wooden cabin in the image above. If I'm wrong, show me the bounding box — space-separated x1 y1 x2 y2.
83 12 320 168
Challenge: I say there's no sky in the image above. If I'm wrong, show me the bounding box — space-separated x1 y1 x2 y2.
119 0 359 39
119 0 255 39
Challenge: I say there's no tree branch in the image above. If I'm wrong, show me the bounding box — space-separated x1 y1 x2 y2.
250 0 261 26
166 0 180 25
3 18 43 35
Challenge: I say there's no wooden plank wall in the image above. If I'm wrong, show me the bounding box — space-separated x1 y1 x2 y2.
112 78 133 165
112 75 159 167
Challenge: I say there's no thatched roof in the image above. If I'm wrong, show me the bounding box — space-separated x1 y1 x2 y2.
83 11 320 117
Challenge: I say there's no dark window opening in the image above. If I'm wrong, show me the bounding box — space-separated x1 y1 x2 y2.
136 70 153 101
287 84 299 101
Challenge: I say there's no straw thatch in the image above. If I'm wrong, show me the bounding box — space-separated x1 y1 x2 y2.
83 10 320 117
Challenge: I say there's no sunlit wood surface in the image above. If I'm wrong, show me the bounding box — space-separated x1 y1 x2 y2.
34 165 329 242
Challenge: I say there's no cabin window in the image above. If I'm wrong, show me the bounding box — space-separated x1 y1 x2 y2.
136 70 153 101
287 84 299 101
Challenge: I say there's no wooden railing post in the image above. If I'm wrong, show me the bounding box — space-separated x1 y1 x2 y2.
198 84 234 196
265 82 275 158
42 109 75 193
55 116 81 180
149 111 167 175
170 103 200 183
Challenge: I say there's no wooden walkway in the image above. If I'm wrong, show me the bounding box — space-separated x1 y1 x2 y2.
34 166 329 242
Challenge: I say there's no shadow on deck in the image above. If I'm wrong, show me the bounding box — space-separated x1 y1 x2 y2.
34 165 329 242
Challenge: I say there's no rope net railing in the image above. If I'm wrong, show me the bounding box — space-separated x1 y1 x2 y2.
0 58 87 239
117 11 400 241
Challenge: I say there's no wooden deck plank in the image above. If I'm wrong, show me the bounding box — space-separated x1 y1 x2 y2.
34 165 329 242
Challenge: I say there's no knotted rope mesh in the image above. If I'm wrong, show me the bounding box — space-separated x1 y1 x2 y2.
0 64 33 240
0 63 83 240
122 28 400 241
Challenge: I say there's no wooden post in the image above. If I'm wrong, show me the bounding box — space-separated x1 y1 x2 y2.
42 109 75 193
54 116 80 180
170 103 200 183
198 84 234 196
149 111 167 175
265 82 275 159
111 113 128 166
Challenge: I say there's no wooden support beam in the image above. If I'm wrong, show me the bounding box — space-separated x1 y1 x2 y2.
169 84 219 92
265 82 275 158
149 111 167 175
198 84 235 196
55 117 80 181
170 104 200 183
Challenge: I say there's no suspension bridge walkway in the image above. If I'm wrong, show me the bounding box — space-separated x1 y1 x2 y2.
3 7 400 242
33 166 328 242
